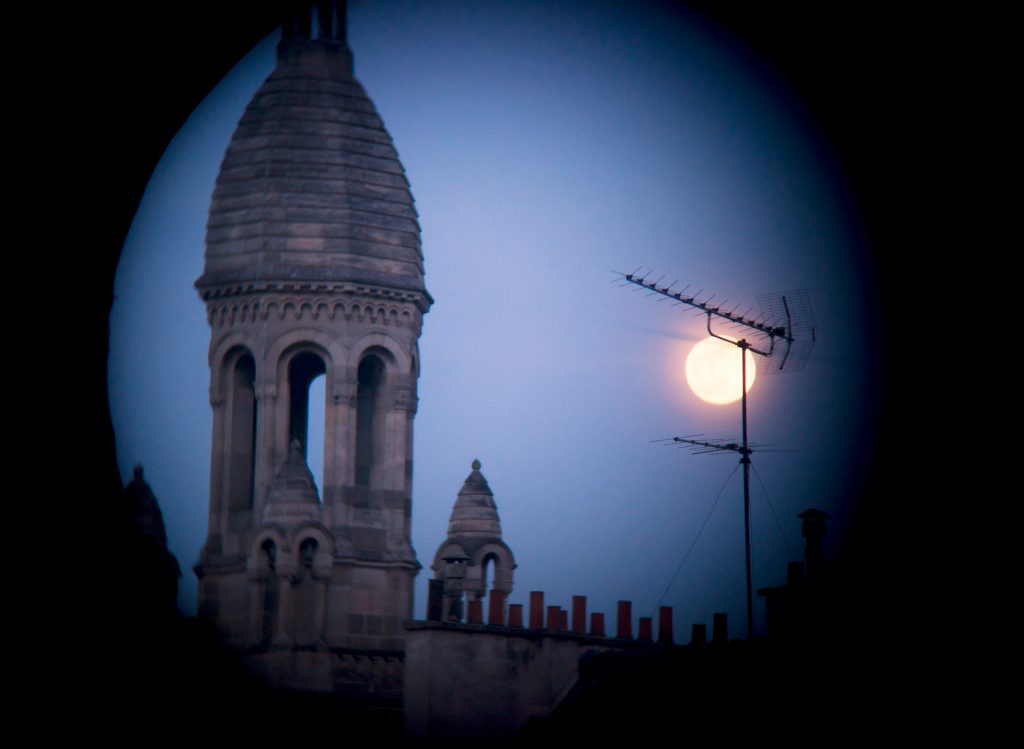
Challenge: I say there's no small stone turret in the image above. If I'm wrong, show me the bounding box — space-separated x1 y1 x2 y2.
125 464 169 547
123 465 181 612
262 440 322 525
432 460 516 622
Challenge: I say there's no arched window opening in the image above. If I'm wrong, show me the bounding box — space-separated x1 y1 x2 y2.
262 539 277 570
482 553 499 600
293 538 320 645
299 538 318 569
288 351 326 493
228 353 257 511
307 373 325 493
355 354 386 488
261 540 278 645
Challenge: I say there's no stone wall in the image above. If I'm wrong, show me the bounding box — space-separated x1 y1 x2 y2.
404 620 637 747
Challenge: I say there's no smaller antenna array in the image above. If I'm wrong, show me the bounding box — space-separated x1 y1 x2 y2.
660 436 753 457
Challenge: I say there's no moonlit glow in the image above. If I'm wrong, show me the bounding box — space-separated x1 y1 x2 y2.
684 336 757 405
106 3 879 635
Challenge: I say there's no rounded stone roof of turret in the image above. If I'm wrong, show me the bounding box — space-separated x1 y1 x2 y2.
197 21 427 300
446 459 503 539
124 464 168 547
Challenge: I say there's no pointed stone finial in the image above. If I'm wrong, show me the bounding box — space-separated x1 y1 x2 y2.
133 464 144 481
277 439 317 486
472 458 481 471
278 0 353 73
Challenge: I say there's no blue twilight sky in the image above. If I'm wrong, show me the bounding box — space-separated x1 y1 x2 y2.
108 0 879 639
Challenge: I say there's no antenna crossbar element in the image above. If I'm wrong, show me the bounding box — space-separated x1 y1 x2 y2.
621 272 788 343
618 271 815 373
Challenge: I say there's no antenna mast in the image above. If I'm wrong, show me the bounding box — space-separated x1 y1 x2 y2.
620 270 814 639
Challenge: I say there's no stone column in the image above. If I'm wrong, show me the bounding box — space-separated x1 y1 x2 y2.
275 558 298 646
208 386 226 548
325 376 357 525
255 379 280 522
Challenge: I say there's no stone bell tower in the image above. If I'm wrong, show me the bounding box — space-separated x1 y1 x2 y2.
193 0 431 695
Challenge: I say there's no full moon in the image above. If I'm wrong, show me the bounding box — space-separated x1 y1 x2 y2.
685 336 757 405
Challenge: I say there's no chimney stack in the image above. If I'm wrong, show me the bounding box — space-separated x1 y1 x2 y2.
616 601 632 639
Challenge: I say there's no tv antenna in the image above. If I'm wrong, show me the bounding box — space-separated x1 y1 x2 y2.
618 269 815 639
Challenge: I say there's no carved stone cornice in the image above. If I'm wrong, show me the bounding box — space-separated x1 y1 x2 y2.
203 292 426 333
200 281 431 315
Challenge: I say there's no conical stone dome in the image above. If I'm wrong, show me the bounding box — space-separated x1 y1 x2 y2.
446 459 503 540
197 29 427 300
